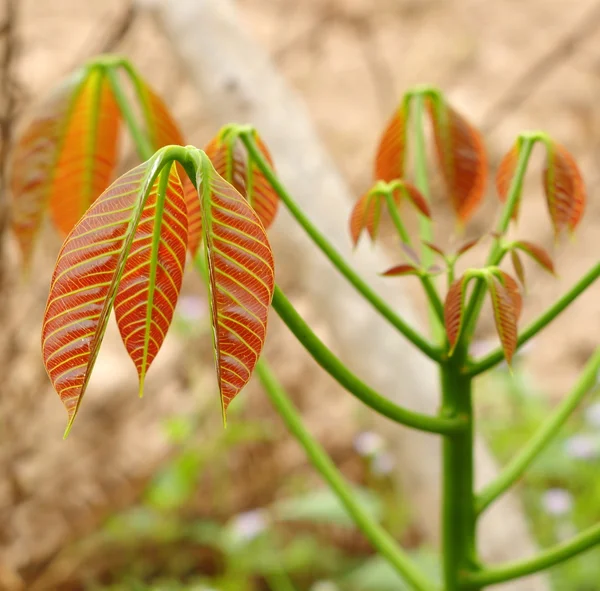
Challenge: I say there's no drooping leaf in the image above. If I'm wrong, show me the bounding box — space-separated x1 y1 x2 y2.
349 191 378 246
543 141 585 235
487 272 520 365
113 163 187 395
511 250 526 286
204 128 280 232
42 155 168 432
374 102 408 182
426 97 487 222
456 238 480 256
11 67 121 265
513 240 555 275
444 275 474 353
196 153 275 420
381 264 420 277
422 241 446 257
393 182 431 219
495 144 519 219
131 73 204 257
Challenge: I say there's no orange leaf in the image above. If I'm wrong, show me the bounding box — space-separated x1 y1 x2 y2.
488 273 520 365
511 250 526 287
42 156 170 432
495 144 519 219
394 182 431 218
427 98 487 222
543 142 586 236
513 240 555 275
11 68 121 265
197 154 275 420
382 264 420 277
444 275 470 352
374 104 407 182
349 191 378 246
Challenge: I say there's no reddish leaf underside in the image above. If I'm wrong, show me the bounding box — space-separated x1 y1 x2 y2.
495 144 519 218
488 272 520 365
382 264 420 277
11 67 121 265
456 238 480 256
42 158 171 430
113 165 187 392
204 130 279 232
198 157 275 419
543 142 585 235
427 98 487 223
511 250 526 286
133 75 203 257
514 240 555 275
444 276 470 351
374 105 407 182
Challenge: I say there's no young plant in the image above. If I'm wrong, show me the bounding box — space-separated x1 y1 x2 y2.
10 58 600 589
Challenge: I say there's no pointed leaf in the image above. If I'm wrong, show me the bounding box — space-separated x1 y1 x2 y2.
511 250 526 287
423 241 446 257
204 129 280 231
495 144 519 216
456 238 480 256
132 73 204 257
488 274 519 365
381 264 420 277
513 240 555 275
196 154 275 420
374 104 407 182
543 141 585 235
349 191 379 246
427 97 487 222
394 181 431 218
113 163 187 394
11 67 121 265
444 275 473 352
42 155 167 431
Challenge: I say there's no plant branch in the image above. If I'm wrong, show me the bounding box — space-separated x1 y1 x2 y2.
467 260 600 376
476 345 600 515
240 130 442 362
271 285 465 435
462 522 600 588
461 136 535 341
255 359 436 591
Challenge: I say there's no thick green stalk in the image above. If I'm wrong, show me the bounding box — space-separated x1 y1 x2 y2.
383 190 445 324
476 345 600 515
105 65 154 161
255 359 436 591
239 130 442 362
440 346 478 590
467 260 600 376
272 286 464 435
461 137 535 340
462 523 600 588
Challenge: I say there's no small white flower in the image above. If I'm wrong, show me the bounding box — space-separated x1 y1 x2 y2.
564 434 599 460
229 509 268 542
541 488 573 516
353 431 384 457
584 402 600 429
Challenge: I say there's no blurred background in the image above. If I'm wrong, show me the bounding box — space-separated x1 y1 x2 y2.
1 0 600 589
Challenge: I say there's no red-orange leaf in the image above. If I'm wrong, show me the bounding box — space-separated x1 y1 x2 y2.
204 129 279 232
113 164 187 393
349 191 379 246
374 103 407 182
511 250 526 287
394 182 431 218
423 241 446 257
42 154 171 433
11 67 121 265
427 97 487 222
382 264 420 277
496 144 519 218
196 153 275 420
456 238 479 256
444 275 473 352
543 142 585 236
487 273 520 365
513 240 555 275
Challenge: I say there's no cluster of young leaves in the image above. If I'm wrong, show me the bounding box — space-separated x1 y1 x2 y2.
10 56 279 434
350 87 586 365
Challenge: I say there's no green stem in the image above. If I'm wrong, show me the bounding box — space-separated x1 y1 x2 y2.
476 345 600 515
461 523 600 588
383 190 445 324
467 260 600 376
104 66 153 161
255 359 436 591
440 347 478 590
239 130 442 363
272 286 464 435
461 137 535 341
